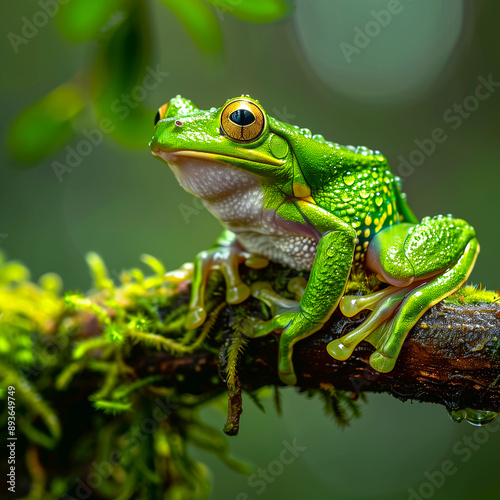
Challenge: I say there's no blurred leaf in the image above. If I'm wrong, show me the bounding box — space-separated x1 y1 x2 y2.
92 1 156 147
205 0 293 23
57 0 126 42
159 0 223 58
8 85 84 164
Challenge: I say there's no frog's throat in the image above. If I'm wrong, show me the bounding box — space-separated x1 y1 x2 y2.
153 149 265 203
152 149 284 167
154 149 320 269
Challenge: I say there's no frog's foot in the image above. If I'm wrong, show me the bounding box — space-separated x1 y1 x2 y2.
186 234 268 329
327 281 423 368
328 217 480 372
250 277 307 316
164 262 194 283
247 278 314 385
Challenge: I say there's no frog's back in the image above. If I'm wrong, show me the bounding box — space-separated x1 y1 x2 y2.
308 145 413 264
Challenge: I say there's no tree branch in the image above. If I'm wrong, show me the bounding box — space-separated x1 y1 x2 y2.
3 254 500 498
131 292 500 414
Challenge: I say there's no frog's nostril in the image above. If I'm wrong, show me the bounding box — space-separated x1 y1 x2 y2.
175 120 183 128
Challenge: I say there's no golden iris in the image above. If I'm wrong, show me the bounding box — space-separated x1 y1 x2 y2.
220 99 265 142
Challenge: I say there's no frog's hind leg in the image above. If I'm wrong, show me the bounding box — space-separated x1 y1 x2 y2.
328 216 479 373
369 236 479 371
327 283 417 361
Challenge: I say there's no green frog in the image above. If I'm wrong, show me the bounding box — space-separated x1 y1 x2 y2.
150 95 479 385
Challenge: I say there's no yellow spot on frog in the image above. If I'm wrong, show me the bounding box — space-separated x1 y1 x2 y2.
365 215 372 226
364 228 370 238
387 203 393 216
375 212 388 232
293 183 311 199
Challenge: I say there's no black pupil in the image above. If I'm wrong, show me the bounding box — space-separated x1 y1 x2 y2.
154 110 161 125
230 109 254 126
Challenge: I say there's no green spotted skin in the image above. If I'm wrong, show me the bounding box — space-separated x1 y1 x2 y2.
303 148 404 264
151 95 479 382
264 116 417 267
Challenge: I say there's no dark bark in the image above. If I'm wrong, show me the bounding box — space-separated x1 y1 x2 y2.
132 300 500 413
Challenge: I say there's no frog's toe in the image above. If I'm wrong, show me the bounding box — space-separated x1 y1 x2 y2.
328 284 416 366
246 312 293 339
279 370 297 386
164 262 194 283
185 306 206 330
326 339 356 361
278 342 299 385
250 282 300 316
244 255 269 269
226 283 251 304
369 351 396 373
339 286 397 317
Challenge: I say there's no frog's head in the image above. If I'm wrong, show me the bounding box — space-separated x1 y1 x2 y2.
150 95 335 203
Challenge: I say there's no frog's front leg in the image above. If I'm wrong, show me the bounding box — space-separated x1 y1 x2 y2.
327 216 479 372
248 201 356 385
186 229 268 329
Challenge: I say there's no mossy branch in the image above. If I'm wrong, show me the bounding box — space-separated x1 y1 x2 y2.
1 252 500 499
133 288 500 414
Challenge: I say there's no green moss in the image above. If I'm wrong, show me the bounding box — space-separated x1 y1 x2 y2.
1 249 498 499
445 285 500 305
0 251 236 499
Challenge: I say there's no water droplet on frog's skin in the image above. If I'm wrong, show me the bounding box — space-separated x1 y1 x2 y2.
375 194 383 206
343 171 355 186
356 145 372 155
447 409 467 423
300 128 311 137
210 107 217 112
313 134 325 141
464 408 499 426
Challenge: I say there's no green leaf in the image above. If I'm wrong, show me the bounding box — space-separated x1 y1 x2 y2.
8 85 84 164
92 1 156 147
159 0 223 58
57 0 126 42
205 0 293 23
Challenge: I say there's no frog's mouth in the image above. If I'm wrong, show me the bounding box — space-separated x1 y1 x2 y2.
152 149 269 202
152 149 284 167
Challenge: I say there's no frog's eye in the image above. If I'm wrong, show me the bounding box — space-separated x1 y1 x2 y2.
154 103 168 126
220 99 265 143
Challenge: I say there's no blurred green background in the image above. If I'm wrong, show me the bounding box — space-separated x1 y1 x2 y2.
2 0 500 499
